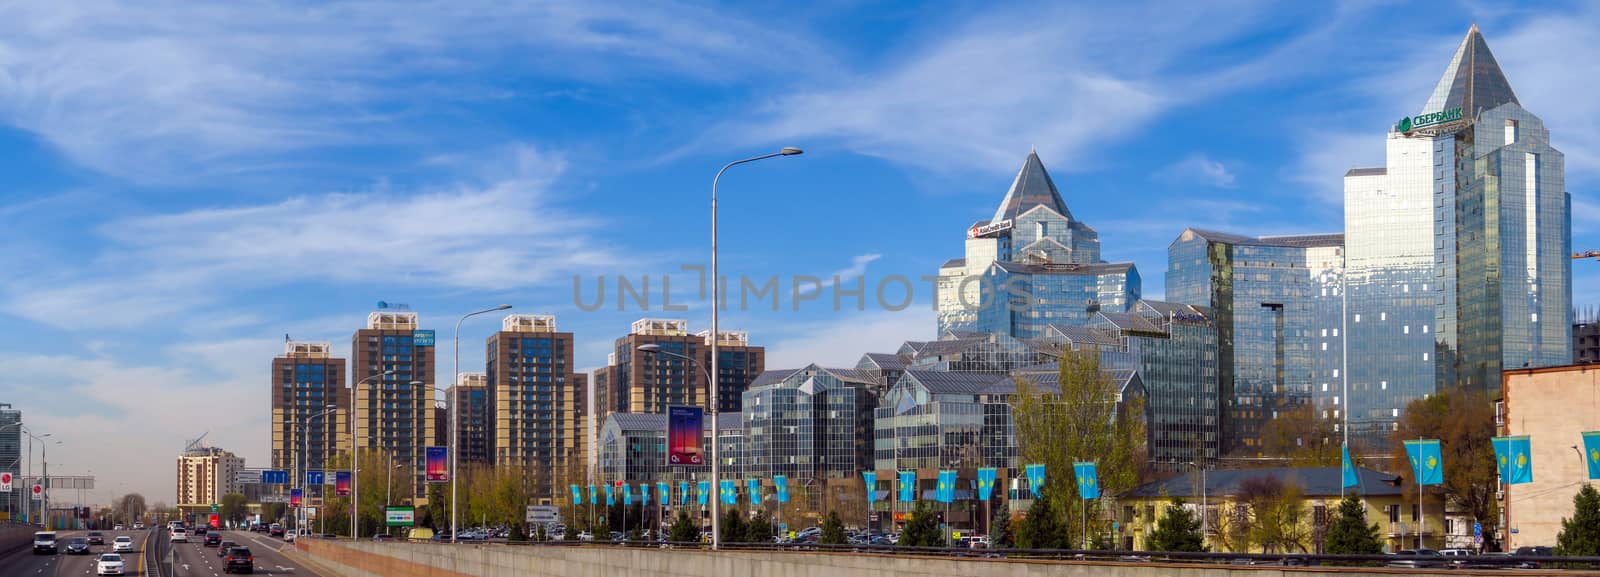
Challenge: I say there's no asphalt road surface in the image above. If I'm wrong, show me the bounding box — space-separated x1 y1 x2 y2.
0 528 156 577
167 530 325 577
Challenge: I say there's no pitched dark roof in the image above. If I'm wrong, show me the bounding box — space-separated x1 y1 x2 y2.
991 260 1135 276
1097 311 1165 335
606 412 740 432
859 353 907 371
750 368 802 387
1137 300 1210 321
902 370 1009 394
993 150 1071 224
941 258 966 269
1420 24 1518 118
1127 467 1404 499
1181 228 1343 249
1345 167 1386 177
1045 324 1122 347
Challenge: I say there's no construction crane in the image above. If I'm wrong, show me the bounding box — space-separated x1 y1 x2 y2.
1574 251 1600 260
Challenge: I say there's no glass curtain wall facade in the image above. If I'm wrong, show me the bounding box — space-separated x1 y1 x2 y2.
1166 229 1344 454
596 412 743 485
486 315 586 502
270 341 348 476
741 366 873 484
0 404 19 519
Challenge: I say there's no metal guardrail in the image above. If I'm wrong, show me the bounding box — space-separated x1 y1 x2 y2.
441 538 1600 571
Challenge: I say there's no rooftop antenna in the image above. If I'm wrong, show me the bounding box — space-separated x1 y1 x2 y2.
184 431 210 453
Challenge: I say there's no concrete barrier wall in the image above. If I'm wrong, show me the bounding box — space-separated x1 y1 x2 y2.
297 539 1490 577
0 525 38 556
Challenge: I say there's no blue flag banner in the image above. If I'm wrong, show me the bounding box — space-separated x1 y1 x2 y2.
589 484 598 505
641 483 650 506
1342 445 1358 488
1492 436 1534 485
1024 463 1045 498
1073 462 1099 500
623 483 633 505
720 480 737 505
898 471 915 502
658 482 671 505
747 479 761 505
863 471 878 503
976 467 997 501
1584 431 1600 480
1404 439 1444 486
571 484 582 504
678 482 689 505
775 475 790 503
605 484 615 506
698 481 710 506
935 470 955 503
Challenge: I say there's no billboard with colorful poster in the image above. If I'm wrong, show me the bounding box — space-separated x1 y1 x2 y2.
667 405 704 465
290 488 303 507
335 471 352 496
425 446 448 482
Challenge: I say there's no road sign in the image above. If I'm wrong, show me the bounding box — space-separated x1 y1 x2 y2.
235 470 263 485
210 504 219 513
260 495 289 504
307 470 324 486
1474 522 1481 537
386 507 415 527
262 470 289 485
525 505 559 525
31 484 43 500
0 471 11 492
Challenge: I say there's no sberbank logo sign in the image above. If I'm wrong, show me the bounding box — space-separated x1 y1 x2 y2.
1398 106 1463 133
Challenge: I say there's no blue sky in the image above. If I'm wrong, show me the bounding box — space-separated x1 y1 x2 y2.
2 0 1598 503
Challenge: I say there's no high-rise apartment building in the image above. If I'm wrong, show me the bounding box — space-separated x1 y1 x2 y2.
352 310 438 501
271 341 348 473
1344 26 1569 441
450 372 490 466
1166 229 1344 454
937 150 1140 338
0 404 20 518
592 318 764 430
484 314 587 501
176 446 244 507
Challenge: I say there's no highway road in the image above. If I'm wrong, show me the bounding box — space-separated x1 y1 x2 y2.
0 528 157 577
167 530 326 577
0 528 327 577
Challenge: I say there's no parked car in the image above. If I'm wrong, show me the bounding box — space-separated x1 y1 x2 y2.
1513 546 1554 569
97 553 126 576
1387 549 1446 569
222 546 254 574
33 531 58 555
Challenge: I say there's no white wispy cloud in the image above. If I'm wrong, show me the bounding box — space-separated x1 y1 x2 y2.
0 0 820 181
763 308 934 369
0 143 629 330
1156 154 1238 188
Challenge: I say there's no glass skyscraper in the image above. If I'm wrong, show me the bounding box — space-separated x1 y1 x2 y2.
1344 25 1570 441
938 150 1139 338
1166 229 1344 454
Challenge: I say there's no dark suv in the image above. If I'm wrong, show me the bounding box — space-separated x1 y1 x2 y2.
204 533 222 547
86 532 105 545
222 547 253 574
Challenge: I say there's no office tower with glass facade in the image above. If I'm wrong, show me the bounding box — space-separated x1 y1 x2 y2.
485 314 587 502
450 373 490 465
0 403 19 519
1344 25 1569 440
1166 228 1345 454
591 318 764 432
937 150 1139 338
270 341 349 474
740 365 875 484
596 412 743 485
351 310 438 501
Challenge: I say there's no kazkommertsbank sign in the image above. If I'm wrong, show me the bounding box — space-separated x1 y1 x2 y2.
1397 106 1464 134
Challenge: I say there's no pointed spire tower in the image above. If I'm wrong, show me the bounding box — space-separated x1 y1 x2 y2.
1418 24 1519 118
992 149 1072 224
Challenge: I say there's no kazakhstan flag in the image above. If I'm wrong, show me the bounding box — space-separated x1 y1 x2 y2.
935 470 955 503
658 482 671 505
623 483 633 505
698 481 710 506
1342 445 1358 488
1583 431 1600 480
605 483 615 506
680 481 690 505
571 484 583 504
1073 461 1099 500
1492 436 1534 485
775 475 790 503
1404 439 1444 486
898 471 916 502
720 479 737 505
863 471 878 503
976 467 997 501
589 484 598 505
641 483 650 505
1024 463 1046 498
747 479 761 505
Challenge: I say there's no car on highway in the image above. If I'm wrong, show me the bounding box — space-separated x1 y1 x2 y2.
1387 549 1446 568
217 540 237 556
65 537 92 555
204 533 223 547
283 531 296 542
268 523 284 537
193 525 208 536
87 531 106 545
171 528 189 542
113 525 125 531
223 546 254 574
372 533 394 541
132 523 144 530
97 553 126 576
33 531 57 555
112 536 135 553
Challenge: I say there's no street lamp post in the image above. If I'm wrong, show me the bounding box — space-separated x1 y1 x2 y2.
451 304 511 544
703 147 803 550
351 369 396 540
297 405 337 536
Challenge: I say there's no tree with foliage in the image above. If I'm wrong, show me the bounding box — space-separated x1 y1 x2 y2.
1259 404 1342 466
1012 348 1148 547
1390 389 1500 551
1014 490 1066 549
900 502 944 547
564 522 580 541
746 511 775 543
219 493 249 525
1148 500 1206 552
1556 484 1600 556
1235 475 1310 553
990 506 1013 548
820 511 847 544
669 511 699 543
1324 494 1383 554
719 508 746 544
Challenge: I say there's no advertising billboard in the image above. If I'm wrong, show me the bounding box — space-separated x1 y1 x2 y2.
667 405 704 465
413 330 436 347
385 507 415 527
425 446 449 482
290 488 303 508
335 471 352 496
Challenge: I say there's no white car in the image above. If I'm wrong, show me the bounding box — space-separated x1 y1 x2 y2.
112 536 135 553
97 553 126 576
170 528 188 543
283 531 296 542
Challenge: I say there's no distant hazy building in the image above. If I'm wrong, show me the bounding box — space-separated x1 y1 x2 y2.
270 341 348 474
1573 309 1600 363
484 314 587 503
592 318 764 430
1166 229 1344 454
176 446 244 508
0 403 20 518
937 151 1139 338
352 310 438 501
1344 26 1569 441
